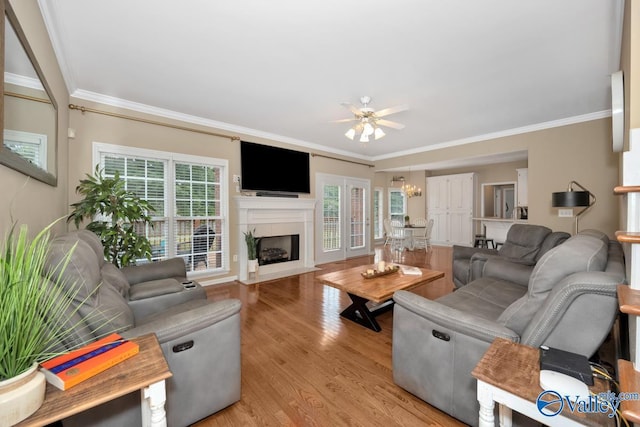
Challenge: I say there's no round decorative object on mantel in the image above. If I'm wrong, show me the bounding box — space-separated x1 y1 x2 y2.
611 70 624 153
0 363 46 425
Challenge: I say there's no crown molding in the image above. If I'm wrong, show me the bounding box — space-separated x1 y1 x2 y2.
371 110 611 161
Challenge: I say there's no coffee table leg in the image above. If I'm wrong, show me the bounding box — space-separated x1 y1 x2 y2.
340 293 394 332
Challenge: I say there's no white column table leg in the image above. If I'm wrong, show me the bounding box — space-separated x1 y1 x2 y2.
141 380 167 427
477 380 496 427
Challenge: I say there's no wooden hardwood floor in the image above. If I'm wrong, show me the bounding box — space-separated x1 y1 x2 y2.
195 245 465 427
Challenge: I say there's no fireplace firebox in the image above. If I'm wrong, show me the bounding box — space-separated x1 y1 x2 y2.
257 234 300 266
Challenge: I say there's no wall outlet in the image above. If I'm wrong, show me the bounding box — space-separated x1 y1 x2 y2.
233 174 241 183
233 254 237 262
558 209 574 217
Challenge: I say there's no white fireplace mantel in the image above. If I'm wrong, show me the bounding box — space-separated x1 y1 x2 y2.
235 196 316 281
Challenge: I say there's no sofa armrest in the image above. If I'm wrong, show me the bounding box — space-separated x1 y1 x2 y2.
452 245 497 261
122 298 241 343
521 272 620 354
393 290 520 343
121 257 187 285
481 257 534 287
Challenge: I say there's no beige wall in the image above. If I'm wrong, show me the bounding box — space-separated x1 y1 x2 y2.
67 98 375 279
376 118 620 237
0 0 69 236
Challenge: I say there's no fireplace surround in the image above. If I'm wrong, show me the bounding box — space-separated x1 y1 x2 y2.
235 196 316 282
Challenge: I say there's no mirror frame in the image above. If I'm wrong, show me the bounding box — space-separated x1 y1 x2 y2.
1 0 58 186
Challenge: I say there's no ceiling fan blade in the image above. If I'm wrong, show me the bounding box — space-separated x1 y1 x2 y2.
329 118 359 123
341 102 363 117
374 104 409 118
377 119 405 130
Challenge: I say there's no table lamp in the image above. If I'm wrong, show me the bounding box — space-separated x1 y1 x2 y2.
551 181 595 235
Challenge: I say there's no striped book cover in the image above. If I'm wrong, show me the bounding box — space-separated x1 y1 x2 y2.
40 333 139 390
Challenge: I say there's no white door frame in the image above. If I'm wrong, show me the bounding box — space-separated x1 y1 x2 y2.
315 173 370 264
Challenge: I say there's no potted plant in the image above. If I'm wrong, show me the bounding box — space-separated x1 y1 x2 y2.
0 221 83 424
68 166 155 267
404 215 410 226
243 228 259 273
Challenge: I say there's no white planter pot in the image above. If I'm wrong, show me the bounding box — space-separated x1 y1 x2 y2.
0 363 46 425
247 259 258 273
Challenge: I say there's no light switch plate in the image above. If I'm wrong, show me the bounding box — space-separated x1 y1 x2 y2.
558 209 574 217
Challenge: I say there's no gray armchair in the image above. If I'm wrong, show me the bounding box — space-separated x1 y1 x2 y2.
393 230 625 426
452 223 569 288
43 230 241 427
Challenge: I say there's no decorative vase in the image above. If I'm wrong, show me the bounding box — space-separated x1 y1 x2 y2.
0 363 46 425
248 259 258 274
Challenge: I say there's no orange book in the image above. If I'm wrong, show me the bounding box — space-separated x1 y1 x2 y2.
40 333 139 390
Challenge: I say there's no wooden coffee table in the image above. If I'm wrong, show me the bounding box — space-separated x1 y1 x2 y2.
316 264 444 332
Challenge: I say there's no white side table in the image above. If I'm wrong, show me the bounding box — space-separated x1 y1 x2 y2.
16 333 171 427
472 338 614 427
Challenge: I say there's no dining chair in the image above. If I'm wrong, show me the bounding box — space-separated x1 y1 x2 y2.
412 218 433 251
389 219 407 251
383 218 393 246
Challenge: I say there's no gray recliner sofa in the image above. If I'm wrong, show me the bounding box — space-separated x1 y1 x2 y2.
392 229 625 426
452 223 570 288
43 230 241 427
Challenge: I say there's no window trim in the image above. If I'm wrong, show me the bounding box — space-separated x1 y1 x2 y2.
373 187 384 240
92 142 230 276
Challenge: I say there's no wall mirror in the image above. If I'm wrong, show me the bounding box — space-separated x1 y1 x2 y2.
1 1 58 186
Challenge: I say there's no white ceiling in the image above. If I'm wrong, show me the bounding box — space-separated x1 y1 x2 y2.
38 0 624 164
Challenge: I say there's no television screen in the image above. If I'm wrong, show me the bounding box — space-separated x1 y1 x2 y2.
240 141 310 194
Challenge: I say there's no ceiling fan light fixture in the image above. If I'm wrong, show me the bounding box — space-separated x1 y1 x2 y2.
345 128 356 140
335 96 408 144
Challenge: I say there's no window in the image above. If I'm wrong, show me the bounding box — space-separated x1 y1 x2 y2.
389 189 406 222
94 142 229 275
3 129 47 170
322 184 341 251
373 187 383 239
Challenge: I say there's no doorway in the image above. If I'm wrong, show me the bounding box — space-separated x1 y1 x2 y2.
315 173 370 264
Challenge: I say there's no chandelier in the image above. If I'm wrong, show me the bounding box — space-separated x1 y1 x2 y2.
344 117 385 143
402 182 422 198
391 176 422 198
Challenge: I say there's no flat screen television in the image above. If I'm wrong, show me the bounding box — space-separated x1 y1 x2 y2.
240 141 310 194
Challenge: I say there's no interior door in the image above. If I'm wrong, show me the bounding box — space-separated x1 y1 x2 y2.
315 174 370 264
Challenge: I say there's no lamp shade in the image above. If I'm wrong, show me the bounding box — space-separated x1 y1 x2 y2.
551 191 590 207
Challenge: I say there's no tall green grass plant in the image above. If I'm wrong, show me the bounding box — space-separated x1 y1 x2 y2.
0 221 86 380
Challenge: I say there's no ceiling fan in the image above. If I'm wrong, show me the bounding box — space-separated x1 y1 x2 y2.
332 96 408 142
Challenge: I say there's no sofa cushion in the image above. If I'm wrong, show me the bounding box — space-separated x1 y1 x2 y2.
128 278 185 301
74 229 106 268
498 224 551 261
89 283 135 333
438 277 527 322
497 234 608 335
579 229 610 247
45 235 102 303
45 233 135 334
101 263 131 297
535 231 570 262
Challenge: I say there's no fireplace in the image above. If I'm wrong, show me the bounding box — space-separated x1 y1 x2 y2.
235 196 316 282
257 234 300 266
